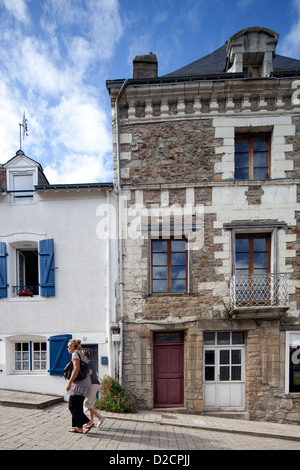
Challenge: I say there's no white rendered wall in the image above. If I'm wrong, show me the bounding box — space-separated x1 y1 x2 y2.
0 188 118 398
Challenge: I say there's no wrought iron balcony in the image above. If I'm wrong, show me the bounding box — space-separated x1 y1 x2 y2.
12 285 39 297
230 273 289 311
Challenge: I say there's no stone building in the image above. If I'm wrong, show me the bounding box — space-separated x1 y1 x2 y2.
106 27 300 423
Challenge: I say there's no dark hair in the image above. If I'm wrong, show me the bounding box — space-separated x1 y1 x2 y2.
82 348 93 360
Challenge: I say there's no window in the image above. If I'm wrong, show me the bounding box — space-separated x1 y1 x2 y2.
235 234 270 276
12 173 34 202
231 229 289 308
14 341 47 372
0 238 56 298
204 332 245 382
243 65 261 78
286 333 300 394
235 134 270 180
154 332 183 343
204 331 245 345
151 239 187 293
16 248 39 295
234 234 270 304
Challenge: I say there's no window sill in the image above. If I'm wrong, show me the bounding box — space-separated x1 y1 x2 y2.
11 371 48 375
2 296 47 302
145 292 193 298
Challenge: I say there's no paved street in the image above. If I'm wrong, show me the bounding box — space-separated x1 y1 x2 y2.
0 397 300 451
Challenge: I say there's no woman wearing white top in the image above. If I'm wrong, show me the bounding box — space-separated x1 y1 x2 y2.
82 349 106 431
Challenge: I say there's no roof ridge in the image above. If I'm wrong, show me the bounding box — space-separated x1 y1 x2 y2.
163 43 300 78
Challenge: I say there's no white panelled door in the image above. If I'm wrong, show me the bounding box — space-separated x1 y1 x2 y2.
203 331 245 411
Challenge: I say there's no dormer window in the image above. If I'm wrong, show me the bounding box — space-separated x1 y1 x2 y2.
3 150 49 205
226 27 279 78
243 65 261 79
12 172 34 203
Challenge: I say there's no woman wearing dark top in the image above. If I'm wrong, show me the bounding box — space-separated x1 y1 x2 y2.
66 339 93 434
82 349 106 432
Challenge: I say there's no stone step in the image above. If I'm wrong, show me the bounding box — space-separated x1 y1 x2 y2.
0 389 64 409
203 411 250 421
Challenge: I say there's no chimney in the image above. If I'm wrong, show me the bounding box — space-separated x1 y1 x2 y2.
133 52 158 79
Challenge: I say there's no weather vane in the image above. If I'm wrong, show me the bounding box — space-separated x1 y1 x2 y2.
19 111 28 150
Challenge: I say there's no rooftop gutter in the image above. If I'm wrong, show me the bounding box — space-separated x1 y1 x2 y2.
35 182 113 191
106 70 300 92
106 72 246 90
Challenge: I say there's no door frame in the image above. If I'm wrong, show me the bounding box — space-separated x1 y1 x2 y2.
203 332 246 411
153 331 184 408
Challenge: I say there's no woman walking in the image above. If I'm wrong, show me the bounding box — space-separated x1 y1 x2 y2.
82 349 106 432
66 339 93 434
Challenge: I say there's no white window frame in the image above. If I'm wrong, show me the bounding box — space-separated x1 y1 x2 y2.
7 169 37 205
15 246 39 296
11 172 34 203
285 331 300 395
13 340 47 374
1 234 47 299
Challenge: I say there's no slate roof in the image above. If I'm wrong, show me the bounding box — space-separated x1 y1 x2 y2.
164 43 300 78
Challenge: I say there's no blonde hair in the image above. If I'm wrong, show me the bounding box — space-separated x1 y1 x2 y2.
68 339 82 351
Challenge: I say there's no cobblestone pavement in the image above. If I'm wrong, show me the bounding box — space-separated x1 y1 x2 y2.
0 400 300 451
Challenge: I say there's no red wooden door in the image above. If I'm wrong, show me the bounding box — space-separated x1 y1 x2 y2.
153 332 184 408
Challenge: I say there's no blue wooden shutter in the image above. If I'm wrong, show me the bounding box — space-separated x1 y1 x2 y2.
0 242 8 298
49 334 72 376
39 239 55 296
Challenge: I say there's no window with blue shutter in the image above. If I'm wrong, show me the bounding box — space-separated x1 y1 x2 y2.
49 334 72 376
0 242 8 298
39 239 55 297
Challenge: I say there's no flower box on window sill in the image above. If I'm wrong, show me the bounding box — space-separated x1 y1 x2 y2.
17 288 34 297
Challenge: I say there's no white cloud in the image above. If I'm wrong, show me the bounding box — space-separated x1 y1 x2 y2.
44 153 112 184
2 0 29 23
153 12 168 25
18 37 72 96
88 0 123 60
0 0 123 183
278 0 300 58
0 81 21 158
43 0 123 62
127 32 152 66
68 37 94 70
50 95 111 155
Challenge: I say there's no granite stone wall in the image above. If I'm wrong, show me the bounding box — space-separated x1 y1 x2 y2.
109 76 300 423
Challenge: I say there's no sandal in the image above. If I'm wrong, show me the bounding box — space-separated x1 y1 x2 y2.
69 428 83 434
84 423 94 434
97 418 106 428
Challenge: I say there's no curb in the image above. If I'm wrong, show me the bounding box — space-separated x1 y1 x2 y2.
103 413 300 443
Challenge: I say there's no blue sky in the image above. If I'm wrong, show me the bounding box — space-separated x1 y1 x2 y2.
0 0 299 183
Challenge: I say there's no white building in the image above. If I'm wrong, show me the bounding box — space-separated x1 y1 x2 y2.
0 150 118 399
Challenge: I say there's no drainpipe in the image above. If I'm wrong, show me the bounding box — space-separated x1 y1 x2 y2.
115 79 129 384
106 188 113 378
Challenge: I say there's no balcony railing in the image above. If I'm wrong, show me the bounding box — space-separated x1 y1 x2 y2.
230 273 289 309
12 285 39 297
